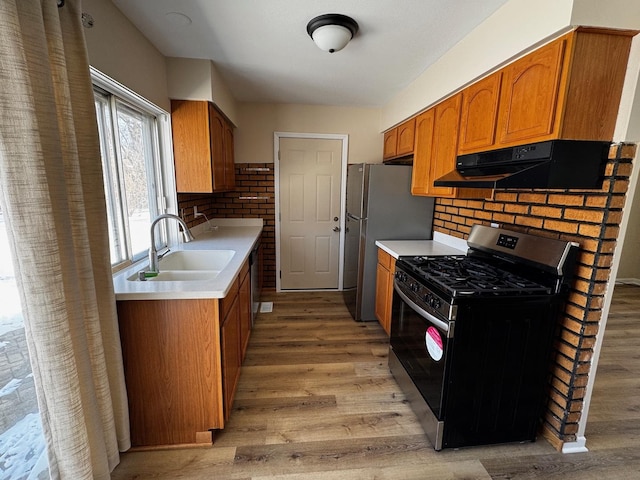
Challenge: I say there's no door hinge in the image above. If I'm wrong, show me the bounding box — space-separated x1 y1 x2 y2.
279 270 282 279
277 150 281 161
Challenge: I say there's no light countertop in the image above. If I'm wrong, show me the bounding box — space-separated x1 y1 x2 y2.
113 219 263 301
375 231 468 259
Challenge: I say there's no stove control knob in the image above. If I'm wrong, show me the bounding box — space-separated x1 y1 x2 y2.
395 272 407 282
430 296 441 309
410 282 420 293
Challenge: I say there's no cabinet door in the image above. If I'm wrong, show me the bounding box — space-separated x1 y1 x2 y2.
458 72 502 154
223 121 236 190
411 109 435 196
208 105 227 191
221 296 241 421
171 100 214 193
375 249 395 336
497 38 566 145
384 255 396 335
375 261 391 334
239 267 251 361
396 118 416 156
428 94 461 198
383 129 398 159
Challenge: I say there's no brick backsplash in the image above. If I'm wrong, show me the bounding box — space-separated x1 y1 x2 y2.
177 163 276 290
433 143 636 449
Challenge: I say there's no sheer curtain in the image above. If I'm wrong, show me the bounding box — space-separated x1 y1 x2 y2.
0 1 130 478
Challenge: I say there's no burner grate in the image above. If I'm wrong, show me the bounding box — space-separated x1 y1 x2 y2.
403 255 551 297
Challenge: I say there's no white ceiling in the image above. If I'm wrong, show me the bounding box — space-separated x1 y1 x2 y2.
111 0 509 107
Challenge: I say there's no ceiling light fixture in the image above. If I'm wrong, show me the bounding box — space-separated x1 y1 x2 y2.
306 14 359 53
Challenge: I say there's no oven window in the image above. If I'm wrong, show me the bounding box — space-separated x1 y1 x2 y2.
390 289 450 419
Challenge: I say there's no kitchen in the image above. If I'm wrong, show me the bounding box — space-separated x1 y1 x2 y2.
1 0 640 478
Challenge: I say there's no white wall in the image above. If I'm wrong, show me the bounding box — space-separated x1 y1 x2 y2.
165 58 212 103
234 103 382 165
82 0 170 111
164 57 239 125
381 0 575 130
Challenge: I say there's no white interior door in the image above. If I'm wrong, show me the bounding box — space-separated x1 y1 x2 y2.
278 137 343 290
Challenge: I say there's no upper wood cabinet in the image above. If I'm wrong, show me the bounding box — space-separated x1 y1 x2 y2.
411 109 436 196
396 118 416 156
459 28 634 155
429 95 461 198
171 100 236 193
383 128 398 159
412 95 492 199
497 37 566 146
383 118 416 160
458 72 503 154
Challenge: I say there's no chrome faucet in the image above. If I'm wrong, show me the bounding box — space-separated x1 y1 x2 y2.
148 213 195 273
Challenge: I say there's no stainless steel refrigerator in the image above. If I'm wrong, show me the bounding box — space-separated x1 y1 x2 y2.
343 164 435 321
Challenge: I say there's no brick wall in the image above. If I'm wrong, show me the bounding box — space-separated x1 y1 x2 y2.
177 163 276 290
432 143 636 449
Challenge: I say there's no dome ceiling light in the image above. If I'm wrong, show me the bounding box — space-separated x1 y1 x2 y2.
306 14 359 53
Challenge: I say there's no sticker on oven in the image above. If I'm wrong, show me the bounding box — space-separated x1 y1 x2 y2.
425 326 444 361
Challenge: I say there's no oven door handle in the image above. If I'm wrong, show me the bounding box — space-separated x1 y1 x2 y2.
394 281 451 335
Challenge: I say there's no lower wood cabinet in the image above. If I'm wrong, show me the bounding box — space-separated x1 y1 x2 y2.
116 258 252 447
238 262 251 361
221 295 241 422
375 248 396 336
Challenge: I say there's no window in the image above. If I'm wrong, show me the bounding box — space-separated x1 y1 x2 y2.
0 204 49 480
92 69 176 270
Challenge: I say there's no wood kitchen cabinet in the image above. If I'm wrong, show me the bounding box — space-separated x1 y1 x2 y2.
459 28 634 155
458 72 503 154
383 128 398 160
171 100 235 193
383 117 416 160
409 27 633 195
411 95 492 199
238 260 251 361
496 37 565 146
221 295 241 422
375 248 396 336
117 258 252 447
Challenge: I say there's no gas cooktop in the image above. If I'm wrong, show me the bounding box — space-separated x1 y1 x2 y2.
398 255 551 297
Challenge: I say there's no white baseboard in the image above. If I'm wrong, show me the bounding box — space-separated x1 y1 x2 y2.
562 436 588 454
615 278 640 286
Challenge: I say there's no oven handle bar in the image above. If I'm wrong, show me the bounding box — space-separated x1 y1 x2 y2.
394 281 451 336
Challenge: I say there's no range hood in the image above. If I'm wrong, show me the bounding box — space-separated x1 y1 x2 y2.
434 140 611 189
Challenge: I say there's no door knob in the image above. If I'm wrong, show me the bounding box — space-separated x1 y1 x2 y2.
333 226 341 232
334 217 339 222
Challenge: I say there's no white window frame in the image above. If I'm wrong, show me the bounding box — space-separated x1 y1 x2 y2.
90 67 179 272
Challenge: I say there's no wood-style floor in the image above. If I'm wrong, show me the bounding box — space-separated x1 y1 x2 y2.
111 285 640 479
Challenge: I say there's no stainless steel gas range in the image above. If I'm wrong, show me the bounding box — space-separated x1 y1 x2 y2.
389 224 579 450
